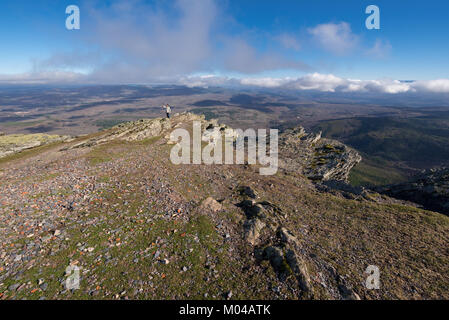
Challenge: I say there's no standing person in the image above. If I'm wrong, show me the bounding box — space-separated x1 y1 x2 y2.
162 104 172 119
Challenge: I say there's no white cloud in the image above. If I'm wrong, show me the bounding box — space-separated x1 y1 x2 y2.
240 77 291 88
276 33 301 51
179 73 449 95
285 75 412 94
27 0 310 83
366 39 392 58
84 0 218 80
412 79 449 93
364 79 411 94
2 71 449 96
308 22 358 55
178 75 237 88
288 73 346 92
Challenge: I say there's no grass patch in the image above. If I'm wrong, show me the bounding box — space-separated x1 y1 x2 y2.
349 158 407 187
85 141 126 165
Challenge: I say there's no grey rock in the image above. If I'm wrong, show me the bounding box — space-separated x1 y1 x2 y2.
278 127 361 182
264 246 285 270
8 283 20 291
243 219 266 245
278 227 298 245
285 249 312 296
200 197 222 212
337 278 361 300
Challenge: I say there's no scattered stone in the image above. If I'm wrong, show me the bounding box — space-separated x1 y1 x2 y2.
8 283 20 291
200 197 222 212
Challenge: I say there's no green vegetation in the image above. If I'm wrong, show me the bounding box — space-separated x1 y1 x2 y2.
349 158 407 186
0 120 45 128
85 141 127 165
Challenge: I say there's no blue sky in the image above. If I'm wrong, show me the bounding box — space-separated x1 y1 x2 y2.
0 0 448 90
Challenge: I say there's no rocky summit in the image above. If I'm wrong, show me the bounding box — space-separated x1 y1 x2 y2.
0 113 448 300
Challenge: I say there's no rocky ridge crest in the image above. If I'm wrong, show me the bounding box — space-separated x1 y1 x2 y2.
278 126 362 182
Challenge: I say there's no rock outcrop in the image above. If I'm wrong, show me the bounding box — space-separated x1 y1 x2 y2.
67 117 174 149
0 134 71 159
62 115 359 184
278 126 361 182
65 112 239 150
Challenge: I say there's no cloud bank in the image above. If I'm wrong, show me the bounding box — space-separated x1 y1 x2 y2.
2 70 449 95
179 73 449 94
